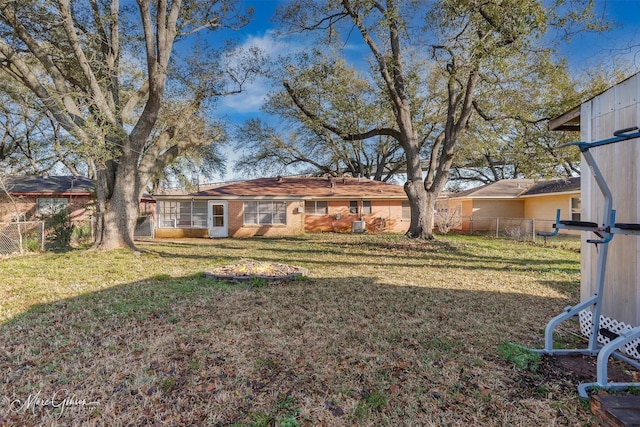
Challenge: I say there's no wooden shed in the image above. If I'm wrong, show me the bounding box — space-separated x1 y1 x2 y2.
550 72 640 326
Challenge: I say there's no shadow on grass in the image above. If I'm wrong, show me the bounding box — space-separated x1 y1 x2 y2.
0 270 586 426
143 236 579 279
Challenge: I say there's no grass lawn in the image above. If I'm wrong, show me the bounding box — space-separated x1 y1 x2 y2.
0 233 593 425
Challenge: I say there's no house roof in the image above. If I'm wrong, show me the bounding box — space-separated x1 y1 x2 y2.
179 176 408 199
520 177 580 196
443 177 580 200
2 175 95 196
447 179 534 199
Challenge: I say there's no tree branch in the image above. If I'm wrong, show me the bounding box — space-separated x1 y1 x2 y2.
283 81 400 141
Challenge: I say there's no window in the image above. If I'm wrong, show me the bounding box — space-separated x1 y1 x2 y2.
192 201 208 228
243 201 287 225
349 201 359 215
37 197 68 216
362 201 372 215
305 201 328 215
158 200 208 228
571 197 581 221
402 201 411 220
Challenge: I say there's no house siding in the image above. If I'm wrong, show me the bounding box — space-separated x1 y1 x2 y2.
440 189 580 235
304 200 408 233
523 194 580 235
0 194 93 223
472 199 524 218
154 228 210 238
227 200 305 238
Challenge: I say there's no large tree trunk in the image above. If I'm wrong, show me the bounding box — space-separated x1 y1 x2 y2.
92 146 142 251
404 179 432 239
94 194 139 250
402 134 433 240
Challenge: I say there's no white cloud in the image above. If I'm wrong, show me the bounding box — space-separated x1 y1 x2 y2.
220 30 295 115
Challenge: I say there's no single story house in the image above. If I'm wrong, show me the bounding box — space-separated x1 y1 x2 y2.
0 175 95 223
437 177 581 235
153 176 411 238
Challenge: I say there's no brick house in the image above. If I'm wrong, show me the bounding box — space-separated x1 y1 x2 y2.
0 175 95 223
153 176 410 238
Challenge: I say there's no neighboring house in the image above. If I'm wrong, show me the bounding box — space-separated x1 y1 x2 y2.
437 177 581 235
520 177 582 234
0 175 156 227
153 176 410 238
0 175 95 223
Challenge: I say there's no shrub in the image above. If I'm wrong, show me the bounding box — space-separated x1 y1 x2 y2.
44 210 74 249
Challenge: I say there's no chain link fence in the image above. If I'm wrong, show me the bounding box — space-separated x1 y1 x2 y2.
461 217 565 242
1 216 153 255
0 221 45 255
0 219 96 255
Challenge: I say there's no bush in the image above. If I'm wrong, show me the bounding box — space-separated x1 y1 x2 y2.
44 210 74 249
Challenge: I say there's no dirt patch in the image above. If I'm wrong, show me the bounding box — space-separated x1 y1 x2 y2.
511 354 640 399
546 355 637 383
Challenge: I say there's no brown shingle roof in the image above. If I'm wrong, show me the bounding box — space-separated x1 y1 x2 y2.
190 176 407 199
520 177 580 196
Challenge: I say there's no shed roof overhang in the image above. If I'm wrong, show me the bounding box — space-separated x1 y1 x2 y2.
548 105 581 131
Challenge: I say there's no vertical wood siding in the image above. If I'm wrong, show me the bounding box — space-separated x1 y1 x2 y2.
581 73 640 325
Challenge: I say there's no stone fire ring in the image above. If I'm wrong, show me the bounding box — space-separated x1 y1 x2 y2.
204 259 308 284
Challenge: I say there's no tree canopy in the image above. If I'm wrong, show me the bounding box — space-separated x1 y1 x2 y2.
0 0 258 249
263 0 606 239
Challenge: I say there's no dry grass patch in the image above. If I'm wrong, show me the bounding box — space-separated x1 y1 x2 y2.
0 234 597 425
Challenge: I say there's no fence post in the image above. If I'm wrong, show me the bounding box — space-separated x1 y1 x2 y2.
531 219 536 242
496 218 499 238
41 221 45 251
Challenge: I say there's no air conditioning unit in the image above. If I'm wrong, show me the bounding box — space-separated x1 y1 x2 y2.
296 206 304 214
351 220 366 233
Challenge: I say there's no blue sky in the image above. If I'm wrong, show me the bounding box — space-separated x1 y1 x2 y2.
212 0 640 180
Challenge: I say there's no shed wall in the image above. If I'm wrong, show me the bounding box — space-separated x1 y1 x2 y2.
580 73 640 325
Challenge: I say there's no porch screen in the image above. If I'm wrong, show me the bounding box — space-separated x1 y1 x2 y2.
158 200 208 228
243 201 287 225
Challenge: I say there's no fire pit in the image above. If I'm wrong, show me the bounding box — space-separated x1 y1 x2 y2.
204 258 308 284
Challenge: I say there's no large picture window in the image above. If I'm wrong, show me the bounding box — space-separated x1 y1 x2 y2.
305 201 328 215
158 200 208 228
244 201 287 225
